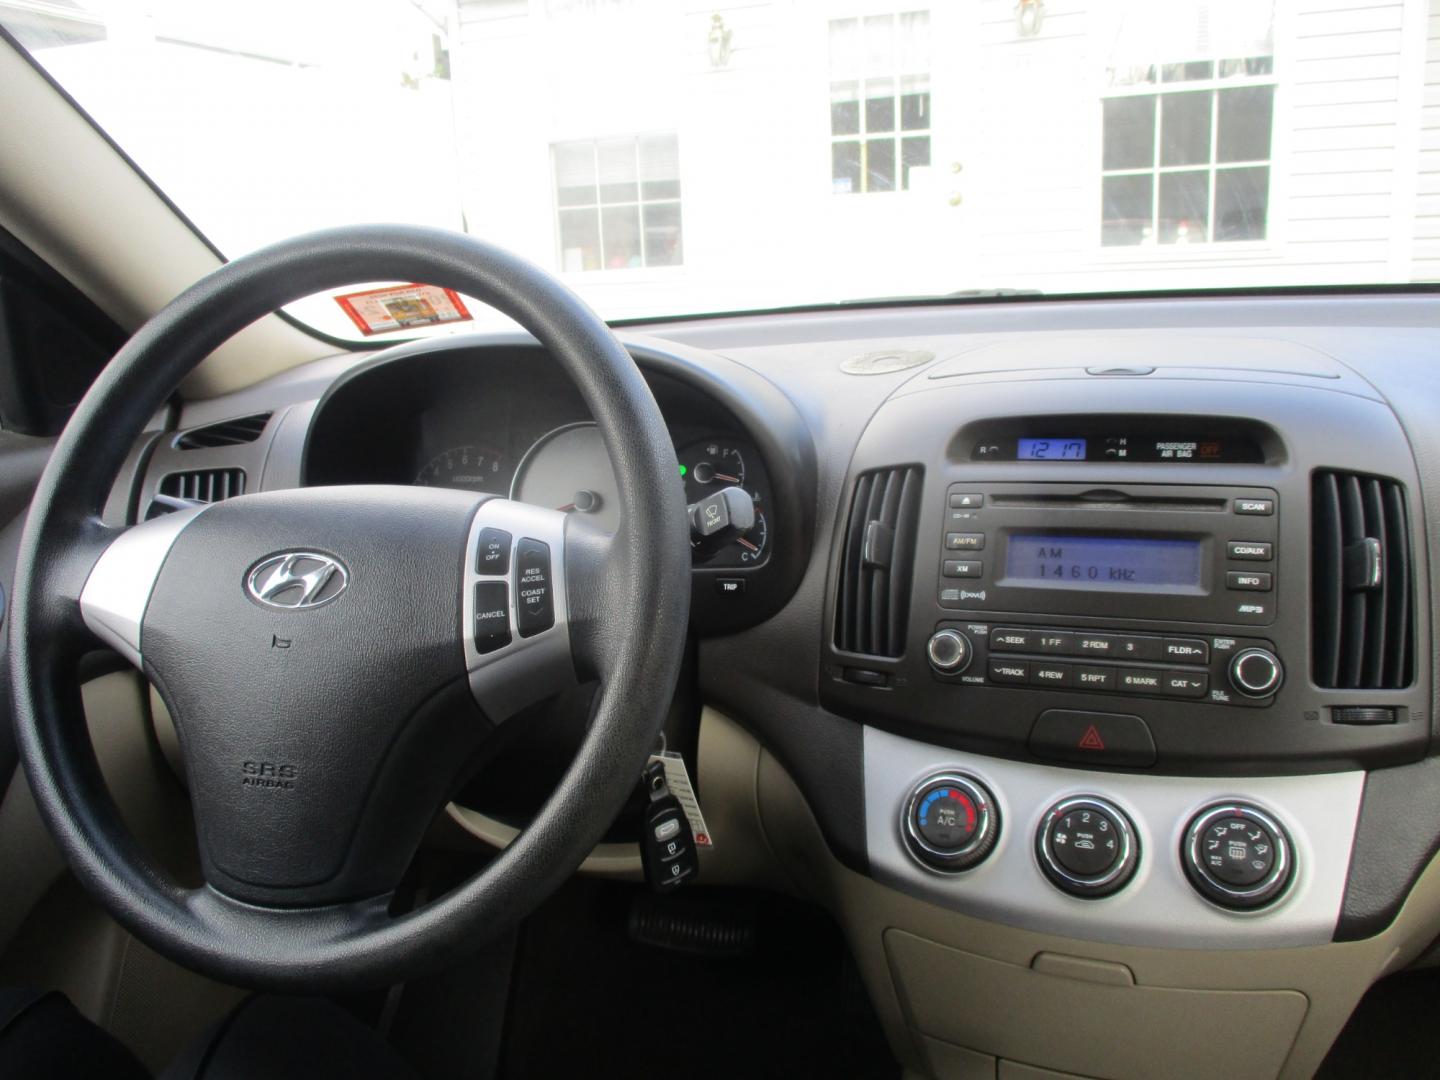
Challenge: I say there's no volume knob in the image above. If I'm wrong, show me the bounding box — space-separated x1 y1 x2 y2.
1230 648 1283 698
927 629 972 673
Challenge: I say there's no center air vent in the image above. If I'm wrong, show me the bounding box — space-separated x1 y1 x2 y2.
835 465 923 658
1312 469 1414 689
174 412 271 449
146 468 246 518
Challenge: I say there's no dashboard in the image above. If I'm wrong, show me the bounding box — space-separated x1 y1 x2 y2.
119 291 1440 1080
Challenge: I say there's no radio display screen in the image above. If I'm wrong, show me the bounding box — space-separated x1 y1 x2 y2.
1003 533 1203 593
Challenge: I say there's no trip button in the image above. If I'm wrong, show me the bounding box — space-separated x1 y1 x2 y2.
1028 709 1157 768
1162 670 1209 698
514 538 554 637
1118 670 1164 694
1227 542 1273 561
1163 638 1210 663
473 581 511 654
476 527 512 575
1029 662 1072 689
987 659 1030 685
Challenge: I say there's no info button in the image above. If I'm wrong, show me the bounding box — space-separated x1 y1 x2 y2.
1028 710 1157 768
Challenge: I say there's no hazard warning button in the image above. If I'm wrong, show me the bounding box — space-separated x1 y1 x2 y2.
1028 709 1157 768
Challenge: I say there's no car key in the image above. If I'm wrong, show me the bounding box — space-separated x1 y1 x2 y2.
639 760 698 892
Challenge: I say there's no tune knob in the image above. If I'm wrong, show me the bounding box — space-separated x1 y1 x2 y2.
1229 648 1283 697
927 629 972 674
902 774 1000 873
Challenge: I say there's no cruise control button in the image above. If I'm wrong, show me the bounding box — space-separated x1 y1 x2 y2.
1227 571 1272 592
514 538 554 637
1028 710 1156 767
1118 670 1164 694
1234 498 1274 516
1227 542 1273 561
1163 638 1210 663
1073 665 1117 691
943 559 983 577
991 628 1036 652
476 527 512 575
473 581 511 654
987 659 1030 685
1029 662 1072 688
1163 670 1209 698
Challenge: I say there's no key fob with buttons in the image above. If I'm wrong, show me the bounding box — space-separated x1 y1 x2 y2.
639 761 698 892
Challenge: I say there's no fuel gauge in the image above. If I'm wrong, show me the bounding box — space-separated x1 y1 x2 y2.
679 437 770 567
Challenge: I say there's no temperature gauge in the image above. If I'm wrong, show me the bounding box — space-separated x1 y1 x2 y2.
679 437 770 567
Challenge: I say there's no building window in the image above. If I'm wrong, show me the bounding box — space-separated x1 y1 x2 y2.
553 136 682 271
1101 58 1274 246
829 11 930 195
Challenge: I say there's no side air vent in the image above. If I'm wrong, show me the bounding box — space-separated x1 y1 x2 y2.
174 412 272 449
1312 469 1414 689
146 468 247 518
835 465 923 658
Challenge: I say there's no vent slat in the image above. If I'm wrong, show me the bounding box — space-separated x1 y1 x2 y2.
151 468 247 518
1311 469 1413 690
835 466 923 659
175 413 273 450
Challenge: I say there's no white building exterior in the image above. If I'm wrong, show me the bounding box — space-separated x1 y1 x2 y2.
451 0 1440 318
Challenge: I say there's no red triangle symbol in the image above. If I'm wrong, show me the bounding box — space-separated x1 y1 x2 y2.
1077 724 1106 751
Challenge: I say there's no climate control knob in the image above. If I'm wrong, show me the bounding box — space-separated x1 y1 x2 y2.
1183 802 1295 909
927 629 972 674
1229 648 1283 697
902 774 1000 873
1035 796 1139 898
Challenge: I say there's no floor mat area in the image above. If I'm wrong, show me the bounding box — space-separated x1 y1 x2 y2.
495 879 898 1079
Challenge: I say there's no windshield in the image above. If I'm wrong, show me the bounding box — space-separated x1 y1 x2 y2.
3 0 1436 339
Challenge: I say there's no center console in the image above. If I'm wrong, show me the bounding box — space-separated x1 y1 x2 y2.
819 372 1430 946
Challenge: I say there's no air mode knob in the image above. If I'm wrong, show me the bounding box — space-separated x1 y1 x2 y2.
1229 648 1283 697
927 629 972 674
1183 802 1295 910
902 774 1000 873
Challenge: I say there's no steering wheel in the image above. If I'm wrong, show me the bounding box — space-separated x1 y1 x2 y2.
7 226 691 991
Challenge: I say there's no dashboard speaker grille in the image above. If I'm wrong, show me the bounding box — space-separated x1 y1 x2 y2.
174 412 272 449
1311 469 1413 689
835 465 923 658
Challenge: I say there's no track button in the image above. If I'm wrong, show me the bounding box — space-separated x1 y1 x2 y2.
1028 710 1157 767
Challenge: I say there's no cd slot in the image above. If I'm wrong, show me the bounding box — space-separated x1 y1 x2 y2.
989 492 1228 513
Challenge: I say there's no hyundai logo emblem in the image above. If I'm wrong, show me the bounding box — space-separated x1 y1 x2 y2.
245 552 349 610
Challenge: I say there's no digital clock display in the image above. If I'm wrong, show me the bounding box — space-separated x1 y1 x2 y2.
1017 438 1087 460
1003 533 1203 593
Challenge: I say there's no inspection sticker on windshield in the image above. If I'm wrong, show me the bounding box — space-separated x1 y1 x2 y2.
334 283 473 336
648 751 713 847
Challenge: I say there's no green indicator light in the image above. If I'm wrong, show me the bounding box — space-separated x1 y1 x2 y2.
678 464 688 477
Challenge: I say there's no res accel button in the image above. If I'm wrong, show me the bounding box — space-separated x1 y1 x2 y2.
514 538 554 637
